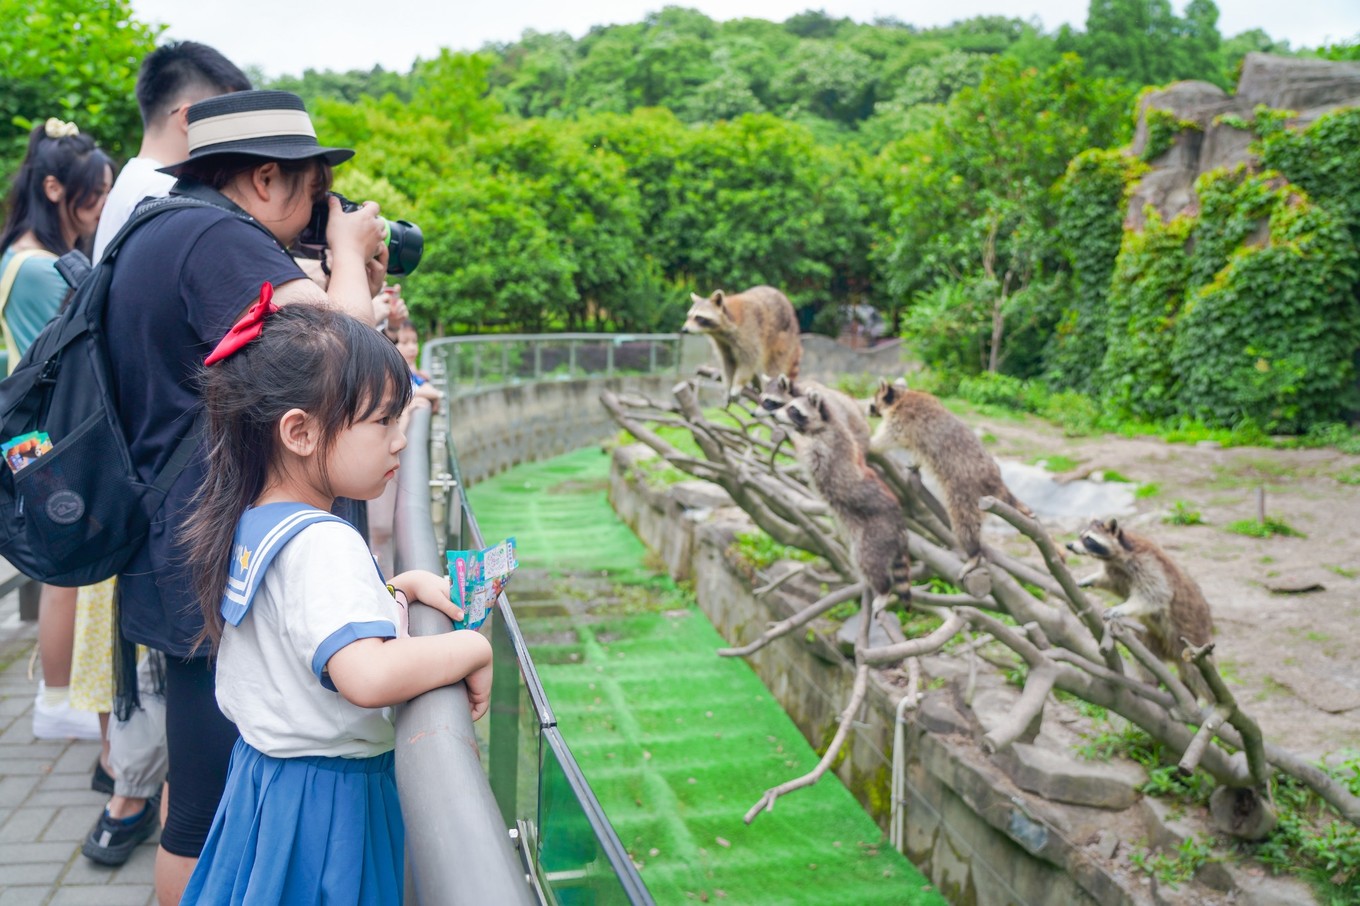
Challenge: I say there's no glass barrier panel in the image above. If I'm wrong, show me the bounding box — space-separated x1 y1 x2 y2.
537 729 653 906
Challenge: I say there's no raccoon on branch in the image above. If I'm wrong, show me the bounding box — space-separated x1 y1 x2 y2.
759 374 870 454
683 286 801 402
772 389 912 611
1067 518 1216 699
869 379 1030 578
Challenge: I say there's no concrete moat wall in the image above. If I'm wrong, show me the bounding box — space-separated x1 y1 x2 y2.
607 443 1316 906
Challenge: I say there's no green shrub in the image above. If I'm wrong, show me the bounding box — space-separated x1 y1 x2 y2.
1163 500 1204 525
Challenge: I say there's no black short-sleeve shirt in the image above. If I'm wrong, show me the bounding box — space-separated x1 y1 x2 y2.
105 203 304 656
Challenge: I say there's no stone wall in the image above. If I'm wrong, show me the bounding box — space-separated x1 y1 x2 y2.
607 443 1316 906
448 373 681 486
1127 53 1360 230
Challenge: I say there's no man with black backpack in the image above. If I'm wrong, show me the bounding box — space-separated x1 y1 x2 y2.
79 41 251 871
103 91 387 906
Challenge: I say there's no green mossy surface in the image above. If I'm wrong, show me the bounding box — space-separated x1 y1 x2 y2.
470 447 945 905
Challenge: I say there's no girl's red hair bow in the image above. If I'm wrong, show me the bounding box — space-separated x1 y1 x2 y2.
204 283 278 366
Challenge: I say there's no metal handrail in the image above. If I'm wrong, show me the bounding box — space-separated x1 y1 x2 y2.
393 405 535 906
427 333 683 395
394 371 654 905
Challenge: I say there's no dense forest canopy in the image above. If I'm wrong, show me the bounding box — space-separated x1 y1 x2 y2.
3 0 1359 433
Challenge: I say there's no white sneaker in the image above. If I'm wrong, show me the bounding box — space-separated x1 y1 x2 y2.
32 685 101 741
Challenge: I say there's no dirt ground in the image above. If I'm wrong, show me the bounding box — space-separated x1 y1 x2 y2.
972 411 1360 762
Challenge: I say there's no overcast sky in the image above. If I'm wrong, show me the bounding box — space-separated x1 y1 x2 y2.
128 0 1360 79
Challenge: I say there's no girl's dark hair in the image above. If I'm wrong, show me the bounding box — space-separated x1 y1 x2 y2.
0 123 112 256
183 304 412 650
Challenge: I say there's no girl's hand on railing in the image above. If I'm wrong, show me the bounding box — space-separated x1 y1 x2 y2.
391 569 462 623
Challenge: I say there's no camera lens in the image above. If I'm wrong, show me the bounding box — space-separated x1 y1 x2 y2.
384 220 423 276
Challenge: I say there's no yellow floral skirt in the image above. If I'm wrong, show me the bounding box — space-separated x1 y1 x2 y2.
69 578 116 714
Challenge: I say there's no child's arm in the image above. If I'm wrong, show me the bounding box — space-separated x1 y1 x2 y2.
412 382 443 412
327 631 491 712
326 569 490 712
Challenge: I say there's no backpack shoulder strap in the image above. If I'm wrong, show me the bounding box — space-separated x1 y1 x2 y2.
0 249 59 374
220 503 349 626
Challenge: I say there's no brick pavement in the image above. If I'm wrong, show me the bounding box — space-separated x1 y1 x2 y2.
0 574 156 906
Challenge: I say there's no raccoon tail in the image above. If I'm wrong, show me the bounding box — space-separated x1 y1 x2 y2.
890 551 913 607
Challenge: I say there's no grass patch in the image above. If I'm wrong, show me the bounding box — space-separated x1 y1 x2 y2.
730 530 820 570
1030 453 1083 473
1163 500 1204 526
1335 466 1360 486
1129 835 1216 889
1135 482 1162 499
1225 516 1306 539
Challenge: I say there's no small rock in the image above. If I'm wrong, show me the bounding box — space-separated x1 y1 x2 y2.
1094 830 1120 861
916 692 972 736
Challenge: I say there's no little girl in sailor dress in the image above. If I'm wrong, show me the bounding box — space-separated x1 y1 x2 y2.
179 289 491 905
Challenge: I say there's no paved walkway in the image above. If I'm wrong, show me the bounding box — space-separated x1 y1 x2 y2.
0 571 157 906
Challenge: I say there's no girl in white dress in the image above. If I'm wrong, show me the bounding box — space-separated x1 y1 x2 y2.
180 288 491 905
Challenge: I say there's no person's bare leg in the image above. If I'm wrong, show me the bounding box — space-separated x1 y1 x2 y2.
105 793 148 820
98 712 111 771
155 848 196 906
153 781 193 906
37 584 78 686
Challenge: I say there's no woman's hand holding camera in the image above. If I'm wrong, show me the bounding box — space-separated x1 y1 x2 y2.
324 197 390 315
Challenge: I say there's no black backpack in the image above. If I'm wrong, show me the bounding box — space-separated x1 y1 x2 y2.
0 195 231 585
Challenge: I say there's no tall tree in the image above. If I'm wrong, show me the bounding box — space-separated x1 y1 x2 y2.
0 0 160 170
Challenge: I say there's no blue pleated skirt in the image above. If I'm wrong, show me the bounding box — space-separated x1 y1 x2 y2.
182 739 404 906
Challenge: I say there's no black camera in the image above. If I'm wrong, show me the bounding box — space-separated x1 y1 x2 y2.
294 192 424 276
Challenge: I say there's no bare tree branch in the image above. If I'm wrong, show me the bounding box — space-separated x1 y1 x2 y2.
718 583 865 658
860 611 968 666
1188 642 1269 788
1179 704 1234 776
983 663 1057 754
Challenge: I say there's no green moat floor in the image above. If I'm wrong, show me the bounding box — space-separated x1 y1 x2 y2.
469 445 946 905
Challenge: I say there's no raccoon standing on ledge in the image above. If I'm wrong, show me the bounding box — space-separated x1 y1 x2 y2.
759 374 870 453
773 390 912 612
1067 518 1215 698
869 379 1030 577
683 286 801 401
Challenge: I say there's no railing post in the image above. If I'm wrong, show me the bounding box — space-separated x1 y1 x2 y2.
568 340 577 377
533 342 542 380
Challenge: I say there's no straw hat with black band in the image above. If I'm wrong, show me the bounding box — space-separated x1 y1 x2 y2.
158 90 353 176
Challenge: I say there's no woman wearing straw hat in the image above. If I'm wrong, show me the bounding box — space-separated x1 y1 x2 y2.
101 89 388 906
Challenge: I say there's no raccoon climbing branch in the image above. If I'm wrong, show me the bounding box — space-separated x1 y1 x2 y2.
981 495 1124 675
